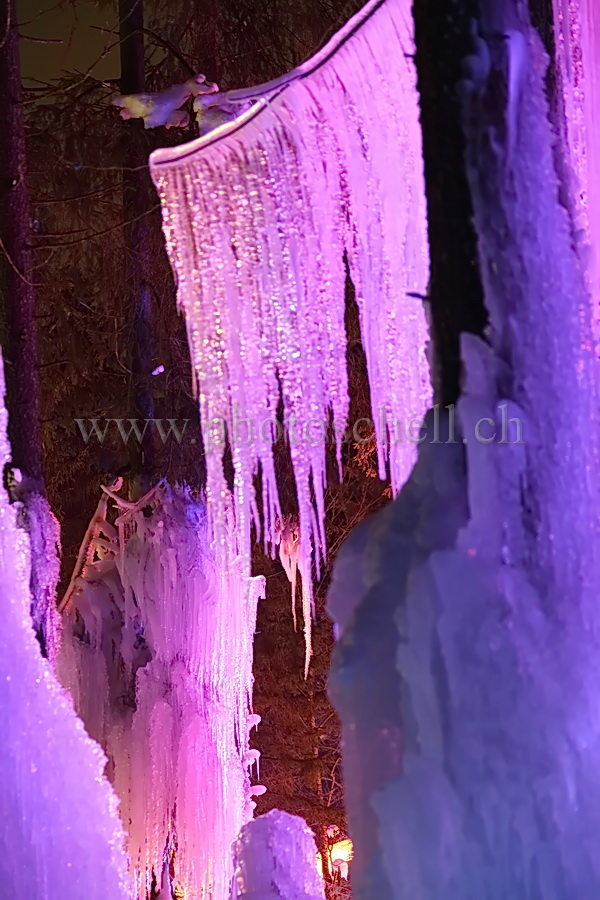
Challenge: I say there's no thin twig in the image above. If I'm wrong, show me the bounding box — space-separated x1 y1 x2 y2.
17 0 71 28
0 4 11 51
19 33 63 43
0 236 40 287
34 203 160 249
34 184 120 204
90 22 197 76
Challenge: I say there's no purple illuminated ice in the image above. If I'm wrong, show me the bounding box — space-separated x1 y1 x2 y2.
233 810 325 900
149 0 430 670
329 14 600 900
0 356 131 899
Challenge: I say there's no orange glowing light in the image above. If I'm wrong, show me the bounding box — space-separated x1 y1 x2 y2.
317 837 353 881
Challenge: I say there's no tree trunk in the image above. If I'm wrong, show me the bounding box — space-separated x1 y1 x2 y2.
412 0 488 407
119 0 156 491
0 0 43 484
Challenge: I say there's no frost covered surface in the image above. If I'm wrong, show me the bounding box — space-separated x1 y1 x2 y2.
59 483 264 899
329 16 600 900
460 17 600 604
233 809 325 900
331 406 600 898
0 356 131 899
553 0 600 336
149 0 430 667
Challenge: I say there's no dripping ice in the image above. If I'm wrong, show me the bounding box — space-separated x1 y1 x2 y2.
58 482 265 898
149 0 431 668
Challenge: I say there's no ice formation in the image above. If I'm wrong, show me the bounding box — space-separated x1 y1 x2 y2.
233 810 325 900
59 481 264 899
275 516 300 628
149 0 430 667
552 0 600 336
328 13 600 900
23 490 62 661
5 468 63 661
0 356 131 899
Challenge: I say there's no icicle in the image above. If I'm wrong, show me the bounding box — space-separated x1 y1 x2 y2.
247 712 261 730
149 0 431 669
275 515 300 629
58 482 264 900
245 748 261 780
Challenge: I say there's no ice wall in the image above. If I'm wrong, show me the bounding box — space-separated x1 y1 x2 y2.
328 12 600 900
330 400 600 898
328 412 467 899
0 357 131 899
59 483 264 899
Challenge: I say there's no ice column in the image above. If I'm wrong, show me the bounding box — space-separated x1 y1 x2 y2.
59 483 264 900
328 15 600 900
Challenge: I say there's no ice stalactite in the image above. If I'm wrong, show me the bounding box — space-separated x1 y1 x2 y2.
232 810 325 900
149 0 430 668
275 516 300 629
0 356 131 899
58 482 264 899
328 12 600 900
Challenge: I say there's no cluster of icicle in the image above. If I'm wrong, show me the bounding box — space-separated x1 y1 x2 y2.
150 0 430 669
58 480 265 899
0 354 131 899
